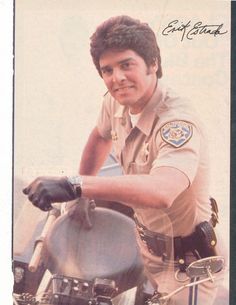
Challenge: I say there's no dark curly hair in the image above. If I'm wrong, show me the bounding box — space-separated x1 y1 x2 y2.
90 15 162 78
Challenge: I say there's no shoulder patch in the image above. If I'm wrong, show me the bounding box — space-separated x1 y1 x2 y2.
161 121 193 148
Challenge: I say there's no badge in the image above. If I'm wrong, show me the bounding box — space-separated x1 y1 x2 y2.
139 141 149 162
161 121 193 148
143 142 149 159
111 130 118 141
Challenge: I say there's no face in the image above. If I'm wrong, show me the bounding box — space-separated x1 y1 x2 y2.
99 49 158 114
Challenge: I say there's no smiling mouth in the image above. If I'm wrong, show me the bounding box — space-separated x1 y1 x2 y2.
114 86 134 92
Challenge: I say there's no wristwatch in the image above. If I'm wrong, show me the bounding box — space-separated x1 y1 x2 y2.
67 175 83 198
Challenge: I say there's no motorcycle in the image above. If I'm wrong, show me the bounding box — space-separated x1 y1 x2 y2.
13 200 225 305
13 156 226 305
13 204 144 305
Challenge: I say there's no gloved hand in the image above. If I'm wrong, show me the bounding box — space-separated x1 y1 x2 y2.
68 198 96 229
22 176 77 211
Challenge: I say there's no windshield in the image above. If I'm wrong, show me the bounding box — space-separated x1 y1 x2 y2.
13 175 48 262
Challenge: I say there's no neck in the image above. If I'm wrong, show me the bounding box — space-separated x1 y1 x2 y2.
129 79 158 114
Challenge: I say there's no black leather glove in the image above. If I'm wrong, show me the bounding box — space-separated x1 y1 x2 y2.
23 176 77 211
68 198 96 229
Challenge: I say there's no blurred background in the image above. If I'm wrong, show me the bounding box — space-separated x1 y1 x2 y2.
14 0 230 293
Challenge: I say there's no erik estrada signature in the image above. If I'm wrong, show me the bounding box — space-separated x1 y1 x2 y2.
162 20 228 41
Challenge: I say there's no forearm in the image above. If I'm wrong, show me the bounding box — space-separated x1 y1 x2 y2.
81 175 155 208
81 167 189 209
79 127 112 175
23 166 189 212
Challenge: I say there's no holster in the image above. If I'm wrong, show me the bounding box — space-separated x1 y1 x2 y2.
194 221 217 258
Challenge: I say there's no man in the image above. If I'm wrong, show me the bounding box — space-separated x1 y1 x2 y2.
23 16 225 304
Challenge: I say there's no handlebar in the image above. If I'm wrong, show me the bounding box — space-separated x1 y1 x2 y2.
28 211 58 272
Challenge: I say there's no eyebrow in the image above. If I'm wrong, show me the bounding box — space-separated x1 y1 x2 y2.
100 57 134 71
118 58 134 64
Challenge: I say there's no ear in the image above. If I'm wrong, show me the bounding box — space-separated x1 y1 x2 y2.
147 59 158 75
151 59 158 73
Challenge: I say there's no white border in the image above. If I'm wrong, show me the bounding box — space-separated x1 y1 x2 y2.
0 0 14 303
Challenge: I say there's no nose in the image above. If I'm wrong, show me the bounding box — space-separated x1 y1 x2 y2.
112 68 126 83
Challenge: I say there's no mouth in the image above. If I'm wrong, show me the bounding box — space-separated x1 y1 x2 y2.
113 85 134 93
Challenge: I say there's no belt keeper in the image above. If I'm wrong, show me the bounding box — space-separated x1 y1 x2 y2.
174 236 186 272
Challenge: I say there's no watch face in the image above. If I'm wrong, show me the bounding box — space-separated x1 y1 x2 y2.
69 176 82 186
68 176 82 198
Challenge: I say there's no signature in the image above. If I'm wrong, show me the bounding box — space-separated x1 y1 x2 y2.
162 20 228 41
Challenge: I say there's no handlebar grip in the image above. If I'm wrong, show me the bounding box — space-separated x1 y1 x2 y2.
28 212 58 272
28 242 44 272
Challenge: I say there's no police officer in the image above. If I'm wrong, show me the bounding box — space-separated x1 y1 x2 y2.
23 16 225 304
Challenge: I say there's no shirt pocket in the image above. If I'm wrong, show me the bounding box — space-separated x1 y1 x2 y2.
128 141 153 174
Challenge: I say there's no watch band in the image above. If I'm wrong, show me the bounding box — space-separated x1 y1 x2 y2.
67 176 83 198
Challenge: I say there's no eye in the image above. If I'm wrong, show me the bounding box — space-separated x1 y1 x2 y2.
121 62 131 70
101 67 113 76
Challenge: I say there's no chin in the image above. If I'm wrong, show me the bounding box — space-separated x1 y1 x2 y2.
115 95 136 104
117 99 135 106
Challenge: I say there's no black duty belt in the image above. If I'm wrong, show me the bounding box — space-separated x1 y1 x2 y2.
134 197 219 270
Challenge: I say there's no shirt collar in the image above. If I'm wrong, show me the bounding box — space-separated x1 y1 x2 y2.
113 81 165 135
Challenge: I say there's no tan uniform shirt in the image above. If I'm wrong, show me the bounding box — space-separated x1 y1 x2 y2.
97 82 211 237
